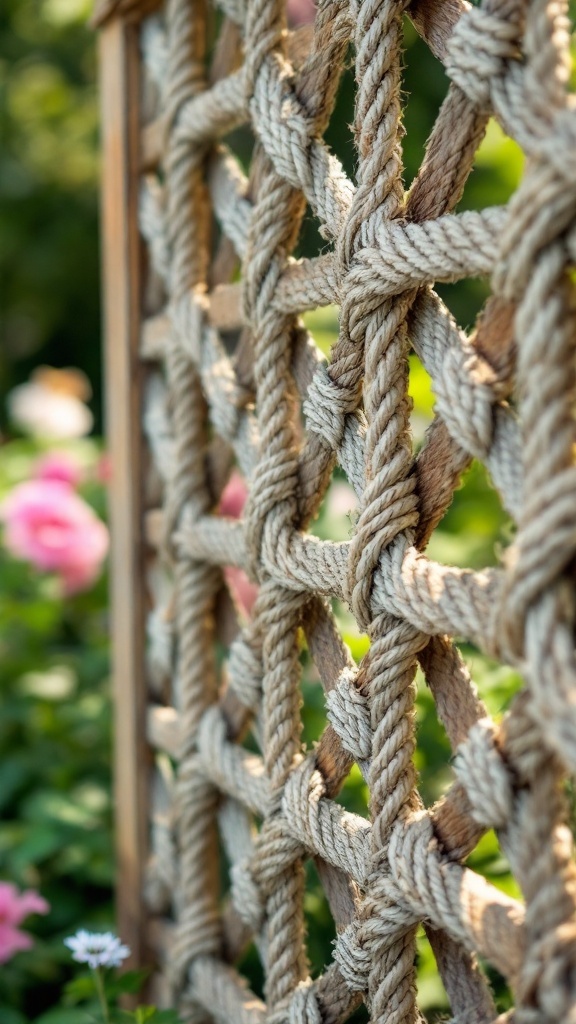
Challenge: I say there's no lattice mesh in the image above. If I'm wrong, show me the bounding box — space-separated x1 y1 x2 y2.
122 0 576 1019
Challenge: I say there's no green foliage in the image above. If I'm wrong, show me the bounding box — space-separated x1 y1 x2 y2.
110 1009 182 1024
63 970 149 1005
3 1 575 1020
57 964 180 1024
0 438 113 1022
0 0 101 425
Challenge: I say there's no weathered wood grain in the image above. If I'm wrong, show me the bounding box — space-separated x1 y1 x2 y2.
99 15 151 968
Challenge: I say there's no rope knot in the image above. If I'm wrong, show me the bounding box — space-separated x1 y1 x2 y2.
332 921 371 992
333 872 418 995
303 364 360 453
326 668 372 761
267 978 323 1024
347 515 417 633
244 471 299 581
445 6 521 110
454 718 514 829
387 811 440 921
281 757 327 851
282 757 370 879
288 979 323 1024
519 922 576 1023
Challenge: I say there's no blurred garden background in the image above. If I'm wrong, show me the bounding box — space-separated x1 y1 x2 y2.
0 0 575 1021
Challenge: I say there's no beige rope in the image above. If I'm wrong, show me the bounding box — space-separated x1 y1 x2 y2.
116 0 576 1019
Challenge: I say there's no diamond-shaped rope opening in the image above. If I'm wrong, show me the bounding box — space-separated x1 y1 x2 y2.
97 0 576 1019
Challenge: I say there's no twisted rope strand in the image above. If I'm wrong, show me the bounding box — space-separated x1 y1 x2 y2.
121 0 576 1020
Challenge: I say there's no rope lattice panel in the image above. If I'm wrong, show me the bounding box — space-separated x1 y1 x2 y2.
98 0 576 1020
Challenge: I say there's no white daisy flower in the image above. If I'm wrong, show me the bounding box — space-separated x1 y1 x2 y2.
64 929 131 969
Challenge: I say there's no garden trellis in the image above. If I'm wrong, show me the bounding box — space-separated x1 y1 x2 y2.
94 0 576 1019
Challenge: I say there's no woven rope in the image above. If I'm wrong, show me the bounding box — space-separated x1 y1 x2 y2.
132 0 576 1020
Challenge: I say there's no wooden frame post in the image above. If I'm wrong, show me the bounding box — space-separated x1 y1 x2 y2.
98 8 150 967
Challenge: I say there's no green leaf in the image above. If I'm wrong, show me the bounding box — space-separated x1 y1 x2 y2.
34 1010 95 1024
63 973 98 1004
106 969 149 997
109 1010 156 1024
11 822 65 869
110 1010 182 1024
141 1012 182 1024
135 1010 157 1023
0 1008 27 1024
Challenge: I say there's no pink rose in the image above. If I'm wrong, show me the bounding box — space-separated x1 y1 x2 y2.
287 0 315 25
0 479 109 595
220 471 248 520
219 472 258 617
34 452 82 488
224 566 259 618
0 883 49 964
95 452 112 485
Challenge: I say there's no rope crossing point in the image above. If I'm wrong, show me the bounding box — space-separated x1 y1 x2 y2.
125 0 576 1019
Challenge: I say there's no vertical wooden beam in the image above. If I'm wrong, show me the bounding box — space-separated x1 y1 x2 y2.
99 16 150 967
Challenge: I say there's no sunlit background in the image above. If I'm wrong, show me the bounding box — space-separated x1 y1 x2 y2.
1 0 100 424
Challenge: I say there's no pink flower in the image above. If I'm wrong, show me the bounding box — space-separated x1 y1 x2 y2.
0 883 49 964
224 566 259 618
287 0 315 25
220 471 248 520
95 453 112 485
0 479 109 595
219 472 258 617
34 452 82 488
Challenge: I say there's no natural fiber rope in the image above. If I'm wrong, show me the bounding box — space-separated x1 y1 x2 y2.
123 0 576 1020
